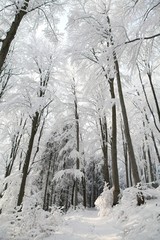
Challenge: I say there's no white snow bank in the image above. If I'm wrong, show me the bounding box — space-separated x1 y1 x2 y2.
1 184 160 240
0 205 63 240
95 183 113 217
96 183 160 240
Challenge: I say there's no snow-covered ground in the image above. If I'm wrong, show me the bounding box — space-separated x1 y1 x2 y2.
0 185 160 240
46 209 123 240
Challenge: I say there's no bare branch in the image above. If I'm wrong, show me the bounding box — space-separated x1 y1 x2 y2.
0 3 15 13
124 33 160 45
144 2 160 21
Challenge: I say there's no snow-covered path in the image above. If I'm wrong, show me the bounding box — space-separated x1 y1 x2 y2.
46 209 123 240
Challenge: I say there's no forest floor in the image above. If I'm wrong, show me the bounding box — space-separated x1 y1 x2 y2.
46 208 123 240
0 186 160 240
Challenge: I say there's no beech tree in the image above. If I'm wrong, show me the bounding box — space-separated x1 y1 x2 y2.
1 0 160 214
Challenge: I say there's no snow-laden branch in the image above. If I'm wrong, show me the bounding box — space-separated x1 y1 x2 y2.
53 169 84 181
124 33 160 45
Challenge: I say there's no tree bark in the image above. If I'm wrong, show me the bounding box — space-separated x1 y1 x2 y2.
109 78 120 205
115 58 140 185
99 116 110 184
17 111 39 206
147 69 160 122
43 155 52 211
143 120 154 182
0 0 30 72
73 80 80 209
121 120 129 187
106 16 140 185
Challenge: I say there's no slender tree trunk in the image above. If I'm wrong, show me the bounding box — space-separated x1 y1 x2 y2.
43 156 52 211
71 180 75 206
129 155 133 186
151 131 160 163
17 112 39 207
73 80 80 209
109 79 120 205
143 109 160 163
99 116 110 184
121 120 129 187
82 176 86 208
5 118 26 178
147 70 160 122
91 162 95 207
142 142 149 183
106 16 140 185
137 64 160 132
147 147 154 182
114 58 140 185
143 120 154 182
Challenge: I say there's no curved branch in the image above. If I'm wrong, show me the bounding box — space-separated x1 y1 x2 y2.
124 33 160 45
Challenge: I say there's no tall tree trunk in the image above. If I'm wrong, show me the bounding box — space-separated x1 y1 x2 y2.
129 155 133 186
72 80 80 209
143 108 160 163
151 131 160 163
82 176 87 208
114 57 140 184
91 162 95 207
109 78 120 205
106 16 140 185
17 111 39 207
147 68 160 122
43 156 52 211
0 0 30 72
147 147 154 182
99 116 110 184
142 142 149 183
143 121 154 182
121 120 129 187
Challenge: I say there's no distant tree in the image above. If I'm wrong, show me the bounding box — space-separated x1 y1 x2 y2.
41 124 76 211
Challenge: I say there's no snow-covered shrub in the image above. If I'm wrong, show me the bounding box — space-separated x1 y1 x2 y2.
112 185 160 240
15 206 62 239
0 172 21 213
0 203 63 240
95 183 113 217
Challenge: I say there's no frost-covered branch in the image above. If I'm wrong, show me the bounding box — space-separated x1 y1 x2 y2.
124 33 160 45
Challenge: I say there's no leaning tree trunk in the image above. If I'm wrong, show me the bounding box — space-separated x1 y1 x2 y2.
17 111 39 207
147 68 160 123
137 64 160 133
151 131 160 163
95 62 120 204
114 57 140 185
0 0 30 72
106 15 140 185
